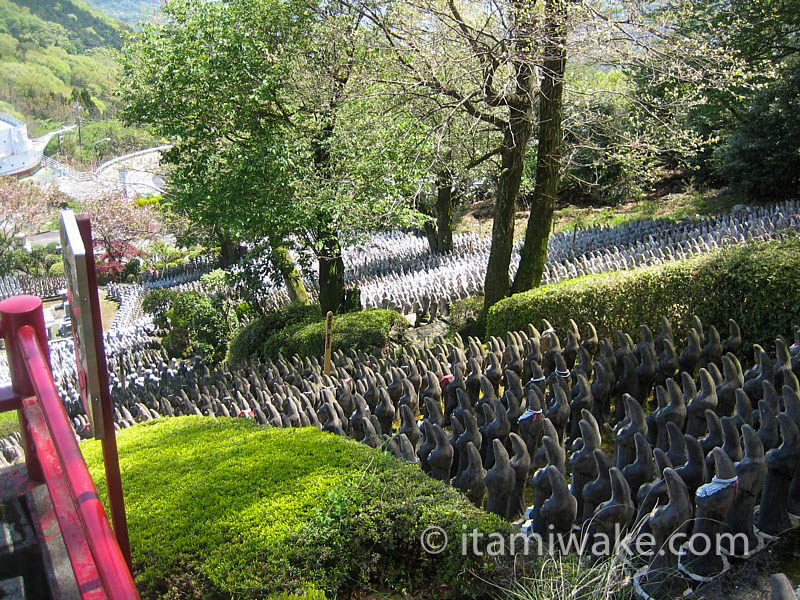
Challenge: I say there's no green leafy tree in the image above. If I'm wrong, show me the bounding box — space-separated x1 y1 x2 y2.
357 0 733 317
719 60 800 198
141 288 178 328
121 0 424 314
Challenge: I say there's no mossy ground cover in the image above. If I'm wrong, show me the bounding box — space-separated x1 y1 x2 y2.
81 417 509 599
456 187 750 239
550 188 746 233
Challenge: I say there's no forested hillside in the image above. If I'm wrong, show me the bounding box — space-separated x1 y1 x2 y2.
0 0 160 166
0 0 126 130
0 0 125 51
84 0 161 26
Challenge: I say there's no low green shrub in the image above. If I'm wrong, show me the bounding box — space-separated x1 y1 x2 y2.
449 296 485 339
230 307 407 363
290 453 508 597
487 236 800 353
228 304 323 364
48 261 65 277
163 291 232 363
141 288 179 328
81 417 510 599
121 259 141 281
261 309 408 361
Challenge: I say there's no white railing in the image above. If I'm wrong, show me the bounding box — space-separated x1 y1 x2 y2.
41 156 94 182
95 145 172 177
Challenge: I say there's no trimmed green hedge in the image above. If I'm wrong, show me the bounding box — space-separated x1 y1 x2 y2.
230 308 408 363
81 417 509 599
487 236 800 353
228 304 323 364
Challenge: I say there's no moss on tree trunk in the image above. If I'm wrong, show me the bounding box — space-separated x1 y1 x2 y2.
512 0 568 294
272 246 309 305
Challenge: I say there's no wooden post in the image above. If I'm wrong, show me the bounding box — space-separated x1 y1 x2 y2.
324 311 333 376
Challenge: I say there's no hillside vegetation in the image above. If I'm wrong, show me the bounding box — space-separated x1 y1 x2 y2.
0 0 163 166
0 0 125 131
0 0 125 51
85 0 161 26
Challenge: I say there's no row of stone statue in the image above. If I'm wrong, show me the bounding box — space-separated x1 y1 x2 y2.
351 207 799 316
0 274 65 302
3 308 799 597
219 200 800 316
138 256 217 288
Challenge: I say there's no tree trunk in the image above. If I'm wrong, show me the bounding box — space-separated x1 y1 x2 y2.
511 0 568 294
480 1 536 324
319 237 345 314
435 173 454 253
421 172 455 255
219 236 243 268
423 219 440 254
482 110 534 316
272 246 309 305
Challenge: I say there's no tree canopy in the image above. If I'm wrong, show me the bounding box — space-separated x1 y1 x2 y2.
121 0 760 319
122 0 427 312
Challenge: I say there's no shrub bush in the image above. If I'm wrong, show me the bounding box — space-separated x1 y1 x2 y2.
48 261 65 277
260 309 408 361
228 303 323 364
163 291 230 363
229 307 407 363
121 258 141 281
487 236 800 354
141 288 179 328
448 296 484 339
81 417 510 599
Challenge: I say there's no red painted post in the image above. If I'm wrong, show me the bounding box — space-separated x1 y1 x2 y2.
17 326 139 599
0 295 47 482
76 216 132 570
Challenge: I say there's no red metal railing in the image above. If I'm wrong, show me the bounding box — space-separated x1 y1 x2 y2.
0 295 138 600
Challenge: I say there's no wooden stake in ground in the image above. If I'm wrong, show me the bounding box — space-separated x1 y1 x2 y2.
324 311 333 376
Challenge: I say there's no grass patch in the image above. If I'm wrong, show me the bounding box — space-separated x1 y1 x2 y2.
551 188 747 233
81 417 509 599
500 552 631 600
99 289 119 331
0 411 19 438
